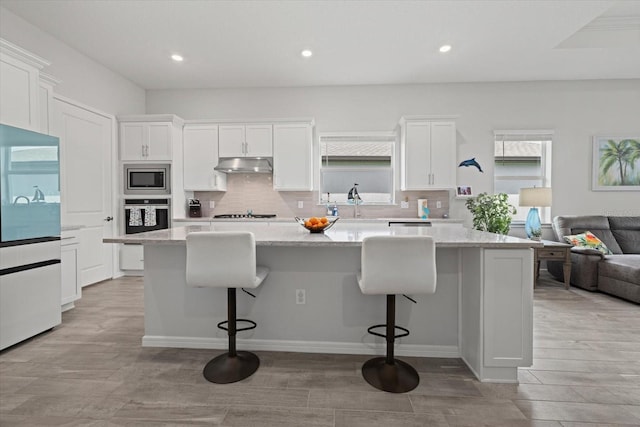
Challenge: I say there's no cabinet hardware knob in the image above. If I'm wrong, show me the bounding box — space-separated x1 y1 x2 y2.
105 216 114 222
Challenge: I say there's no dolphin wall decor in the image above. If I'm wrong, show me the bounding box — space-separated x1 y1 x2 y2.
458 157 483 172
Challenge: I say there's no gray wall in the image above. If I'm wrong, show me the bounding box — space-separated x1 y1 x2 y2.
147 80 640 223
0 7 145 116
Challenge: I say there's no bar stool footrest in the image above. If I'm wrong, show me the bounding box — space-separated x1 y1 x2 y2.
217 318 257 332
367 324 410 339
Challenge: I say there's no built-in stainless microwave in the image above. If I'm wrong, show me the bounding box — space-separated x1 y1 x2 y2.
124 164 171 195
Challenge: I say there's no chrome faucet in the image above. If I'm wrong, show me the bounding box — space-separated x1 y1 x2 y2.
13 195 30 205
347 183 362 218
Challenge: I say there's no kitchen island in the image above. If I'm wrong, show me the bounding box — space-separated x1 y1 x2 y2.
105 222 541 383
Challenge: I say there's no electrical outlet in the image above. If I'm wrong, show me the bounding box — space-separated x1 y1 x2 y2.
209 201 215 209
400 201 409 209
436 201 442 209
296 289 306 304
297 201 304 209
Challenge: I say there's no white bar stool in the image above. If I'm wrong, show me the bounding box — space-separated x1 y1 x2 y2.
186 231 269 384
357 235 437 393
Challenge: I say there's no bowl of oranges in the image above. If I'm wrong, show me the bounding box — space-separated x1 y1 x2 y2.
295 216 339 233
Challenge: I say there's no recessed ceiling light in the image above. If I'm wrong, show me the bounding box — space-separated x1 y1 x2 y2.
439 45 452 53
171 54 184 62
301 49 313 58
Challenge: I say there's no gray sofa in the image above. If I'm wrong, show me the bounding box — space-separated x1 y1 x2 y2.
548 216 640 304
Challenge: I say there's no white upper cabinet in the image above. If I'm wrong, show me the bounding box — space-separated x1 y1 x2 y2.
118 115 183 161
183 125 227 191
429 122 456 187
273 122 313 191
219 124 272 158
400 117 456 190
38 73 60 135
120 122 171 161
0 39 49 132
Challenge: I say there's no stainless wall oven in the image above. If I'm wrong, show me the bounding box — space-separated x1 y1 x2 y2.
124 198 171 234
124 164 171 195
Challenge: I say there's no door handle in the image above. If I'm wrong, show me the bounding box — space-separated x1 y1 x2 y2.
105 216 114 222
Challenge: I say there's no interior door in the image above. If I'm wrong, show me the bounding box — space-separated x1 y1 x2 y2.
53 98 114 286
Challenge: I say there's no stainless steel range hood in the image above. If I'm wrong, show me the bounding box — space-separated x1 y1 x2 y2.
214 157 273 173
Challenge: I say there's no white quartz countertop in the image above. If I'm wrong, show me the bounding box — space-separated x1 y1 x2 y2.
173 217 463 224
105 223 541 248
61 225 84 231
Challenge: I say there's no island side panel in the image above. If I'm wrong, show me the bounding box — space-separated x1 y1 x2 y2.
482 248 534 382
460 247 534 383
142 244 459 357
460 247 483 379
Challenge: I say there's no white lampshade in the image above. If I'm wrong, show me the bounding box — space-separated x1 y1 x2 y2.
519 187 552 207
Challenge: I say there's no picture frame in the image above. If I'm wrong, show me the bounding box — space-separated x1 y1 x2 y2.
456 185 473 197
592 136 640 191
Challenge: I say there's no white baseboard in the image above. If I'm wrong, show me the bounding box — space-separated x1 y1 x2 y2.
142 335 459 358
61 302 75 312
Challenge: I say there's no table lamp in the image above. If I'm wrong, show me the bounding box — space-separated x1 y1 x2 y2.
519 187 552 239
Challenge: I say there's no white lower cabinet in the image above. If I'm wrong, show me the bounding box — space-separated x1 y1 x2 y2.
0 241 61 350
120 244 144 271
61 230 81 311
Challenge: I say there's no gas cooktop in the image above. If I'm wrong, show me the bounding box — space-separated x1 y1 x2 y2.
213 214 277 219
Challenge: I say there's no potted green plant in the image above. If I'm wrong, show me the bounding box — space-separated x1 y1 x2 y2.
465 192 516 235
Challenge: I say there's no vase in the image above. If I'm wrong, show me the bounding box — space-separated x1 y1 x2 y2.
525 207 542 239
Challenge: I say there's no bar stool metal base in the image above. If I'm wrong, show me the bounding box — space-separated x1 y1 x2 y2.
203 350 260 384
362 356 419 393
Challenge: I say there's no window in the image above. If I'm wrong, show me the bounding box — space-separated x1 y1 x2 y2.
2 145 60 203
319 132 396 205
494 130 552 222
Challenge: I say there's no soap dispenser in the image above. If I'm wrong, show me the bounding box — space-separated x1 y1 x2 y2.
326 192 338 216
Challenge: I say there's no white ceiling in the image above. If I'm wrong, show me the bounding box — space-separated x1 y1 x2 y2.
2 0 640 90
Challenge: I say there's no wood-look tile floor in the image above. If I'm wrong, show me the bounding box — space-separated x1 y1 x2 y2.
1 272 639 426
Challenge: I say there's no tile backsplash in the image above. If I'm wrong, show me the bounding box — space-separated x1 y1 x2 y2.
194 174 450 218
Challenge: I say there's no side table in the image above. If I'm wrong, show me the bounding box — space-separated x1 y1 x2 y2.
534 240 572 289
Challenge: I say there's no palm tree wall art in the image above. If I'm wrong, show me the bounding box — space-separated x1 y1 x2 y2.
592 136 640 191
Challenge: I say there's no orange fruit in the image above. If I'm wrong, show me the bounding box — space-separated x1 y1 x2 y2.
320 217 328 224
309 217 319 225
304 220 312 228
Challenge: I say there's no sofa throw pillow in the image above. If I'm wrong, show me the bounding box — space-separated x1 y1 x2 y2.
564 231 613 255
